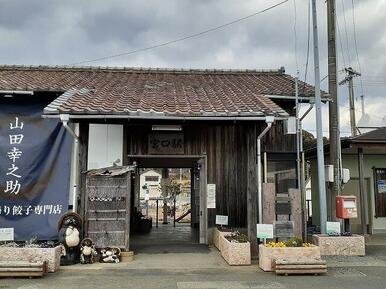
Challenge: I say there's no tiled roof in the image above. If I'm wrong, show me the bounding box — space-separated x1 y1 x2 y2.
0 65 317 118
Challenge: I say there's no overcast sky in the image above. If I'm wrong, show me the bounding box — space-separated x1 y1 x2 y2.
1 0 385 136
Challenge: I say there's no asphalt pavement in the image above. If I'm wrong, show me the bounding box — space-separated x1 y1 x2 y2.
2 244 386 289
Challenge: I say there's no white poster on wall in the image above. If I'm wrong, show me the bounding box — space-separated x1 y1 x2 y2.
207 184 216 208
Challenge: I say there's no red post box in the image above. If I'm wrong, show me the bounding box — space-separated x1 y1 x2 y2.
336 195 358 219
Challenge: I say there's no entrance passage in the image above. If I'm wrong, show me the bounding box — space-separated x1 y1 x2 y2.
128 155 207 253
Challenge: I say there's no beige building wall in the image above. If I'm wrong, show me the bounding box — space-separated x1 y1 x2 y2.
310 153 386 234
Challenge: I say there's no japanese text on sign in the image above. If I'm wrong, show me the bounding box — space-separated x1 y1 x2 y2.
207 184 216 209
0 204 63 216
148 133 184 154
215 215 228 226
4 117 24 195
256 224 274 239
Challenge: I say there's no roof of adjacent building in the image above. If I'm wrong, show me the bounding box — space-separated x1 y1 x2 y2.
306 128 386 158
350 127 386 142
0 65 318 118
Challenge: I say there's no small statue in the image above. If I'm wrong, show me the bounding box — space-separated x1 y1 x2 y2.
80 238 97 264
99 247 121 263
58 212 82 266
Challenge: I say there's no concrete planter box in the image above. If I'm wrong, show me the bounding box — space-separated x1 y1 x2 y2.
312 234 365 256
258 244 321 271
220 235 251 266
213 228 232 251
0 246 62 272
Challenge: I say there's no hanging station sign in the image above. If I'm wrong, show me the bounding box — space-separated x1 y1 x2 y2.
148 133 184 155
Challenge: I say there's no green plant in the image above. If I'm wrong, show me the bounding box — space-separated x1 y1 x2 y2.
226 231 249 243
284 237 303 247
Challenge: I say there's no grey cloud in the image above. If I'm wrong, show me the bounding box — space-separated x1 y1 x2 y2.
0 0 384 129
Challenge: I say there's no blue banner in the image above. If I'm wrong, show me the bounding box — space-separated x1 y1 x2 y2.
0 96 72 240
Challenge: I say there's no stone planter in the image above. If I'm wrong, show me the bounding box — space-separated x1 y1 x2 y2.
258 244 321 271
0 246 62 272
312 234 365 256
220 235 251 266
213 228 232 251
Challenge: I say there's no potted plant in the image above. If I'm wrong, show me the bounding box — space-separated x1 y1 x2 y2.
259 237 321 271
0 241 63 273
213 226 232 251
312 232 365 256
220 231 251 265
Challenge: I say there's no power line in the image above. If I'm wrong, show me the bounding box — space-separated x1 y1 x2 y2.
69 0 290 66
340 0 352 65
302 0 311 94
336 16 347 68
351 0 364 96
292 0 299 72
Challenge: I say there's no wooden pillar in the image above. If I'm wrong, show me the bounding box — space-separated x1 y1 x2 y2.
289 188 302 238
77 122 89 235
358 147 367 235
262 183 275 224
246 124 258 258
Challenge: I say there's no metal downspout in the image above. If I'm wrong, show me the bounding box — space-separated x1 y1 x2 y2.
60 114 79 212
299 103 314 240
257 118 274 224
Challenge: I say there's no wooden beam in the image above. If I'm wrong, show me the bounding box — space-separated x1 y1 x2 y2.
78 122 89 236
125 174 131 251
246 123 258 258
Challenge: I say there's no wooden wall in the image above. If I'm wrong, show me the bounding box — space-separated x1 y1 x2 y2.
125 120 295 228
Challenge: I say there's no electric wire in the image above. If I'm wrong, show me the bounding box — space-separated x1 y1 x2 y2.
336 17 347 68
302 0 311 95
340 0 352 65
350 0 364 97
69 0 290 65
292 0 299 73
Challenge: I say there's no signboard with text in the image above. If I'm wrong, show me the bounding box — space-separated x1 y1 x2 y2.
207 184 216 209
326 221 341 234
378 180 386 193
215 215 228 226
0 228 14 241
257 224 274 239
274 221 295 238
148 133 184 154
0 97 72 240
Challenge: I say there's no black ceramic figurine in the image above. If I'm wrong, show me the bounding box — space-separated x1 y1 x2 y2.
80 237 97 264
58 212 82 265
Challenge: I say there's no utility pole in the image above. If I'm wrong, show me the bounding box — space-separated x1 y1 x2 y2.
339 67 361 136
312 0 328 234
327 0 341 220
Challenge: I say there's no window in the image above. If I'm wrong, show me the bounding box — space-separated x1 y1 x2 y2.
374 168 386 217
266 153 297 194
